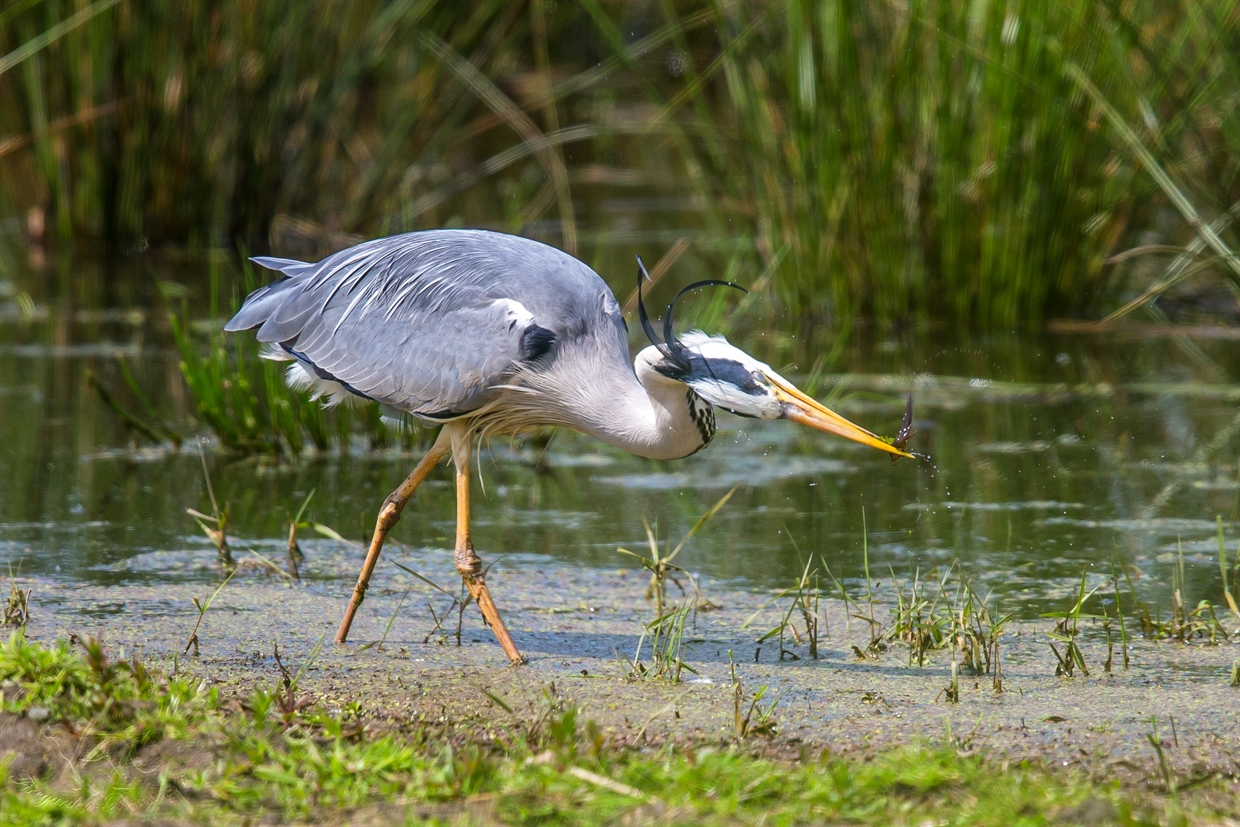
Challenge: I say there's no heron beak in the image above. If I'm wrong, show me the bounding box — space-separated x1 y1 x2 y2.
769 374 914 459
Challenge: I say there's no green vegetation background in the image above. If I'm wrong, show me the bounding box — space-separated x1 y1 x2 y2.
3 0 1239 330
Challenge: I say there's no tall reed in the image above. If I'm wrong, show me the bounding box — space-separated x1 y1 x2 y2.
0 0 585 251
4 1 1239 331
595 1 1240 328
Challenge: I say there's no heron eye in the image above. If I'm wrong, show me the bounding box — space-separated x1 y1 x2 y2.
751 370 765 385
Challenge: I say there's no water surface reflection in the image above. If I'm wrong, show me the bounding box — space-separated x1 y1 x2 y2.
2 254 1239 620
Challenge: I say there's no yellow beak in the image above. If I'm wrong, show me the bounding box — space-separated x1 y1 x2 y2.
770 374 914 459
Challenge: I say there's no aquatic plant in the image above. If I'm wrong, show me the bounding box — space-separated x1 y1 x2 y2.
169 259 412 453
742 555 823 661
1110 542 1232 646
282 489 353 582
85 362 183 448
186 439 231 564
729 653 778 741
389 556 470 649
938 661 960 705
182 563 243 658
1043 569 1108 677
617 485 737 620
3 572 30 628
620 600 696 684
874 561 1012 692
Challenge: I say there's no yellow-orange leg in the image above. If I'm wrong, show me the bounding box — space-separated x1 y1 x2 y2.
451 426 525 664
334 429 450 644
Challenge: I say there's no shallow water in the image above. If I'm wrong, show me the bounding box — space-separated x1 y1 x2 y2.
2 249 1240 622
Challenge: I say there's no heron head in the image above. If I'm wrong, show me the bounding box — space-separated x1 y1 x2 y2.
635 260 912 459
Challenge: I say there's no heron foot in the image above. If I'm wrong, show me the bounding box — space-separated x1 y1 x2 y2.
455 541 525 665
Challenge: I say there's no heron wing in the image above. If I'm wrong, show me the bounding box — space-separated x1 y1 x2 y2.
225 230 627 418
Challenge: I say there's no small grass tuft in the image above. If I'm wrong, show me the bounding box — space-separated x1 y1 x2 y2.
730 652 778 741
617 486 737 621
622 601 696 683
746 556 823 661
882 562 1011 688
1043 569 1105 678
183 562 243 657
3 571 30 628
937 660 960 705
186 438 231 566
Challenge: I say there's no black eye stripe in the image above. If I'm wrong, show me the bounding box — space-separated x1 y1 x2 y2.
702 358 763 393
655 354 763 394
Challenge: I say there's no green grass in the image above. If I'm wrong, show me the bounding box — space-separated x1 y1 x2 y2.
0 631 218 750
4 632 1234 826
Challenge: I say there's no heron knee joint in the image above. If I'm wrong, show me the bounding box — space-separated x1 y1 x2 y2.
376 499 404 529
454 543 483 579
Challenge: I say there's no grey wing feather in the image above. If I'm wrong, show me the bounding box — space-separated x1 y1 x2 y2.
250 256 318 278
224 229 626 418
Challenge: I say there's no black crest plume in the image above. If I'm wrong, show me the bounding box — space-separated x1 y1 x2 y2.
635 256 747 372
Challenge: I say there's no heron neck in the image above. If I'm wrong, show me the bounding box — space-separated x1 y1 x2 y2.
500 345 712 460
577 356 713 461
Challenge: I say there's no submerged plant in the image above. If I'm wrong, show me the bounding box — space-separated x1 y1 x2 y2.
85 362 183 448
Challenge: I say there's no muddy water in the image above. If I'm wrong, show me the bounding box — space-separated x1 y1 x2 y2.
4 251 1240 620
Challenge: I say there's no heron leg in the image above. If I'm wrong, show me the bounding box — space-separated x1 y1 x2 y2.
451 426 525 665
334 428 450 645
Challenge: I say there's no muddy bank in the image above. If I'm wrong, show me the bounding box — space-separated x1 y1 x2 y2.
15 539 1240 786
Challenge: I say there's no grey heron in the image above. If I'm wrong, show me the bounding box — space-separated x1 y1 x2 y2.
225 229 913 663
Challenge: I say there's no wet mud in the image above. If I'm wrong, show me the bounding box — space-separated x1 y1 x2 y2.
19 540 1240 781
